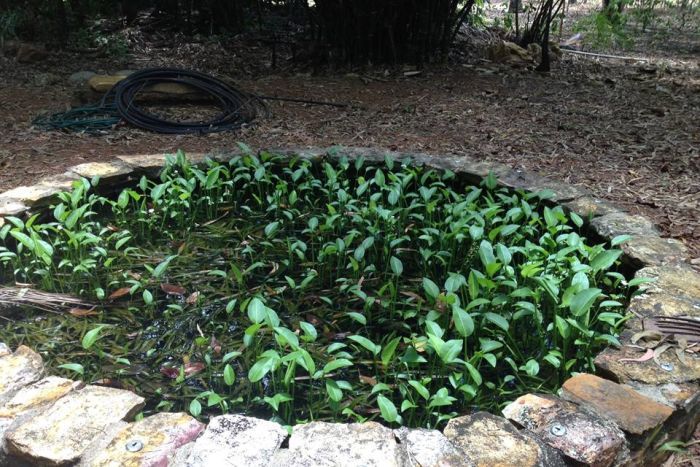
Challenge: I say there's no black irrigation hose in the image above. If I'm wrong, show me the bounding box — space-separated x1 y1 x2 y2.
102 68 269 135
34 68 351 134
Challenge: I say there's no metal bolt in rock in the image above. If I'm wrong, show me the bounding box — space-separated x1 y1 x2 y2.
660 362 674 372
125 439 144 452
550 423 567 437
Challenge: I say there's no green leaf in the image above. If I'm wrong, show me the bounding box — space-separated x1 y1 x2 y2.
346 312 367 325
522 359 540 376
322 358 354 374
153 255 177 278
82 325 106 350
381 337 401 367
390 256 403 276
326 380 343 402
484 312 509 332
478 240 496 267
223 364 235 385
377 394 399 423
590 250 622 273
570 288 603 317
57 363 84 376
247 297 266 324
611 235 632 246
189 398 202 417
452 306 474 338
348 335 380 355
422 277 440 300
408 380 430 400
248 358 277 382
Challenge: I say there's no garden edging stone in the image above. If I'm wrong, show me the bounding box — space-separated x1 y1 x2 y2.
0 146 697 466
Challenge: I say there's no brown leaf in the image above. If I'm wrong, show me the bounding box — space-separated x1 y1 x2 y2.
161 283 186 296
160 366 180 379
184 362 205 376
68 307 98 317
92 378 125 389
210 336 222 355
359 374 377 385
185 291 200 305
108 287 131 301
618 348 654 363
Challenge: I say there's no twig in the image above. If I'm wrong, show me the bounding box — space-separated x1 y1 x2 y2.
561 49 651 62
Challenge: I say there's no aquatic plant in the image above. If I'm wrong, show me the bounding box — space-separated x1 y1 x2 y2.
0 149 641 428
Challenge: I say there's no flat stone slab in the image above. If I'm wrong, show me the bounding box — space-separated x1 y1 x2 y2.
502 394 627 466
86 412 204 467
595 345 700 385
5 385 145 466
443 412 565 466
0 185 60 206
0 198 27 217
182 414 287 467
563 196 618 218
68 161 134 181
626 381 700 410
0 343 10 357
0 376 81 419
280 421 410 467
620 236 688 267
395 427 473 467
635 265 700 302
117 153 209 172
628 293 700 320
561 374 673 435
0 345 44 404
590 212 660 238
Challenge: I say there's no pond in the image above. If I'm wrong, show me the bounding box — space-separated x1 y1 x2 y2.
0 150 635 428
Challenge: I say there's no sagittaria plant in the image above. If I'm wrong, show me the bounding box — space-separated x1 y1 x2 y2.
0 148 644 428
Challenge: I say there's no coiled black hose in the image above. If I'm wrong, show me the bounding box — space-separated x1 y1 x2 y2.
102 68 269 134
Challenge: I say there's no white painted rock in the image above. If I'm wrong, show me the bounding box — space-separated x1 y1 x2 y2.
5 385 144 466
180 414 287 467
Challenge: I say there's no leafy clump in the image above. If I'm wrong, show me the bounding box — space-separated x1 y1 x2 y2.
0 150 638 428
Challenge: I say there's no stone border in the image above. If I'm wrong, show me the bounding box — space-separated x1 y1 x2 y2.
0 147 697 466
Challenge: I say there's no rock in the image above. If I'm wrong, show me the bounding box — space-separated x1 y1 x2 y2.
594 345 700 385
116 153 209 176
0 198 27 217
68 160 134 183
563 197 618 218
627 293 700 321
181 414 287 467
0 184 62 207
282 421 410 467
4 385 144 466
115 69 138 77
0 376 81 419
32 72 61 87
625 381 699 409
502 394 627 466
589 212 659 239
0 346 44 405
68 71 97 84
0 343 10 357
16 43 48 63
619 236 688 267
634 265 700 301
561 374 673 436
85 412 204 467
394 427 473 467
444 412 566 466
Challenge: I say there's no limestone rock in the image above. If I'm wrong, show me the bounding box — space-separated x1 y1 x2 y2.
0 376 81 419
5 385 144 466
0 198 27 217
0 343 9 357
563 196 618 218
68 71 97 84
395 427 473 467
182 414 287 467
68 161 134 183
502 394 627 466
628 293 700 321
620 236 688 267
283 421 410 467
444 412 566 467
85 412 204 467
0 185 61 207
16 43 48 63
594 345 700 385
0 346 44 404
589 212 659 239
561 374 673 435
634 265 700 302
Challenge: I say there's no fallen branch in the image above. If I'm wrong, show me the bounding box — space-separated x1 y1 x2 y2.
561 48 650 62
0 287 95 314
